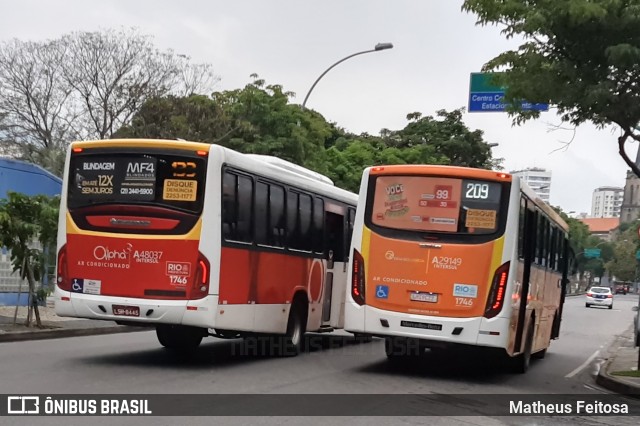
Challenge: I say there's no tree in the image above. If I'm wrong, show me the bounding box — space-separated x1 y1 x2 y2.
0 29 218 176
62 28 218 140
389 108 502 170
607 238 636 282
118 75 333 174
462 0 640 177
0 38 74 176
117 76 500 192
606 220 640 282
0 193 59 327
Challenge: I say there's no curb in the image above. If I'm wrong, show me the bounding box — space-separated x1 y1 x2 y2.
0 325 148 343
596 357 640 398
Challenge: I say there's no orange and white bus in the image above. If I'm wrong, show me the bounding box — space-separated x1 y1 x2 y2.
55 139 358 354
345 165 571 372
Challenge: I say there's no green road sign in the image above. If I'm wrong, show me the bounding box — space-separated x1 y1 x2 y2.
469 73 506 92
584 248 601 259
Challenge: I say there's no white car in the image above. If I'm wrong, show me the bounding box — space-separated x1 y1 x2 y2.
585 287 613 309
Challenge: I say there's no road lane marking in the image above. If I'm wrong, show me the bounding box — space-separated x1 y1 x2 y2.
565 350 600 378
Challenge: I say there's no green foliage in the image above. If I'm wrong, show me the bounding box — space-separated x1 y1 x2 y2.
462 0 640 176
0 192 59 283
606 220 640 281
118 78 500 194
391 109 501 170
607 238 636 282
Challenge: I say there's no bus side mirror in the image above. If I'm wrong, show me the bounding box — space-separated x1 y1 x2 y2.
633 306 639 312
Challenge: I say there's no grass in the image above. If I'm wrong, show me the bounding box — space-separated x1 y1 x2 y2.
612 370 640 377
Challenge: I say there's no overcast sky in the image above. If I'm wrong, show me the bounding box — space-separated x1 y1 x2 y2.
1 0 631 215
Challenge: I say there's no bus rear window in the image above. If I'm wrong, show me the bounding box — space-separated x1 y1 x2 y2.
370 175 504 235
67 151 206 213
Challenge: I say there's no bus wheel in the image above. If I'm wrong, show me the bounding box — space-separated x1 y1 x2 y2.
532 348 547 359
277 303 306 357
156 325 203 350
384 337 420 359
511 321 534 374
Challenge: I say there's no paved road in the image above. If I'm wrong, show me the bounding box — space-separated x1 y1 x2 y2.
1 294 639 425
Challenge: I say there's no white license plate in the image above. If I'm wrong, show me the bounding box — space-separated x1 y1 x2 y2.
410 292 438 303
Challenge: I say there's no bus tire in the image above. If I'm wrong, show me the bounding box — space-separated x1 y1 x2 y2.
384 337 420 359
511 320 534 374
532 348 547 360
278 302 306 357
156 325 203 350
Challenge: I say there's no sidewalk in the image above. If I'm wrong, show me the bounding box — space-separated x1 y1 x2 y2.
0 304 147 343
596 325 640 397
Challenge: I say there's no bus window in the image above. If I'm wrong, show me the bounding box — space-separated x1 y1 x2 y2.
236 175 253 242
368 175 506 236
222 171 237 240
312 197 324 254
269 184 285 248
299 193 313 251
255 181 269 245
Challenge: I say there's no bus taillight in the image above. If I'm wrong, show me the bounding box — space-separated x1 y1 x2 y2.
56 245 70 291
351 249 365 305
192 252 210 299
484 261 510 319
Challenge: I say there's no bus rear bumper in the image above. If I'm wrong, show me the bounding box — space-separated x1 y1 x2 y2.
345 304 509 349
54 287 218 329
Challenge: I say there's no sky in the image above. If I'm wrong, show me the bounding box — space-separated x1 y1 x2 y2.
0 0 632 215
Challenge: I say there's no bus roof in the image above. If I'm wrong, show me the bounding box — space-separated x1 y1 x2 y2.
70 139 212 152
218 146 358 205
367 164 512 182
517 176 569 232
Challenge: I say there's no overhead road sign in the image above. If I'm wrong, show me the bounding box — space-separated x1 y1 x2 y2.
584 248 601 259
468 73 549 113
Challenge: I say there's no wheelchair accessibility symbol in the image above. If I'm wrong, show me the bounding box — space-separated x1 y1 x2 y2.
375 285 389 299
71 278 84 293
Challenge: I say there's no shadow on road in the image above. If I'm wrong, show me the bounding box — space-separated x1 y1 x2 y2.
353 346 548 384
76 333 373 369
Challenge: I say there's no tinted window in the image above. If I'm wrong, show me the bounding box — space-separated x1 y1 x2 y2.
270 185 285 248
370 175 504 235
313 197 324 253
299 194 312 250
236 175 253 242
255 182 269 245
68 152 206 213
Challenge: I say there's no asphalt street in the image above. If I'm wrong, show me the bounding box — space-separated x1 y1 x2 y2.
1 293 639 426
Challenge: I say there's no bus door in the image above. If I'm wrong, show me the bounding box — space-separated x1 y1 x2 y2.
323 206 347 327
513 203 536 352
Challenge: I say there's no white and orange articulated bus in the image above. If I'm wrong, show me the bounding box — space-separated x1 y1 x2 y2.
345 165 572 373
55 139 358 354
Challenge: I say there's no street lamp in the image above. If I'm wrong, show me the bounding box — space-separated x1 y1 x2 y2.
301 43 394 110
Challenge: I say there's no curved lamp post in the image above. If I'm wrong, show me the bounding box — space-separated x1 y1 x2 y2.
301 43 393 110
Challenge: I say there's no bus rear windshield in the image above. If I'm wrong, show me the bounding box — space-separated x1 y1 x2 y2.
369 175 506 235
67 151 206 214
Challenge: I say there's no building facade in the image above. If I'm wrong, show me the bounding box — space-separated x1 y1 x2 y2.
510 167 552 203
0 158 62 305
591 186 623 218
621 170 640 223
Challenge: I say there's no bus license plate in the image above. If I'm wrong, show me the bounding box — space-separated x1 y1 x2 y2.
112 305 140 317
410 292 438 303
